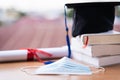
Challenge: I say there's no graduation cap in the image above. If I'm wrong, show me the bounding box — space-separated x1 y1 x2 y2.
65 2 120 37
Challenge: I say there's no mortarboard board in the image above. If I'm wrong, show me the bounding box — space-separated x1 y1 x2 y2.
65 1 120 37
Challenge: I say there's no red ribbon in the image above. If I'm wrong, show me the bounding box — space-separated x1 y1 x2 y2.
82 36 89 48
27 49 52 62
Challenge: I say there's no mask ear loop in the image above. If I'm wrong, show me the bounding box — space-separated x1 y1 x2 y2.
20 66 72 80
88 65 105 74
92 66 105 74
20 66 40 75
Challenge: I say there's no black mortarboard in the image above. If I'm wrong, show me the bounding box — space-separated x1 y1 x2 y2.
65 2 120 37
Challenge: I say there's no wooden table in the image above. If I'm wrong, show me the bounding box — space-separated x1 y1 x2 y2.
0 60 120 80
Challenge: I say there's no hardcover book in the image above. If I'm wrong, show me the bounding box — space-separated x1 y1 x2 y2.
71 37 120 57
81 31 120 46
72 51 120 67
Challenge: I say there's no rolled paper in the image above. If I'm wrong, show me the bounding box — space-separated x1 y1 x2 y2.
0 46 68 62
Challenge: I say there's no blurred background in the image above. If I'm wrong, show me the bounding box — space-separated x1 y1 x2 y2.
0 0 120 50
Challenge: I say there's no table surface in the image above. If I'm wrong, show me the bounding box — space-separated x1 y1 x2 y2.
0 60 120 80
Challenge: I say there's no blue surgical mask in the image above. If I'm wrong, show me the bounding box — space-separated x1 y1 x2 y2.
34 57 92 75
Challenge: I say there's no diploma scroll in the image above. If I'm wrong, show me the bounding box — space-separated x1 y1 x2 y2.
0 46 68 62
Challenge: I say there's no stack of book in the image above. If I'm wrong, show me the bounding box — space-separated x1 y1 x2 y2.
71 30 120 67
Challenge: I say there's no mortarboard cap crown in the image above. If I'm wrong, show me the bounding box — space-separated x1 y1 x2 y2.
65 1 120 37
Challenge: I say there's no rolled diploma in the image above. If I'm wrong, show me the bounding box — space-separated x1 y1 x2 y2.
0 46 68 62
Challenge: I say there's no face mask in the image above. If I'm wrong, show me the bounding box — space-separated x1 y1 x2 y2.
21 57 105 75
34 57 92 75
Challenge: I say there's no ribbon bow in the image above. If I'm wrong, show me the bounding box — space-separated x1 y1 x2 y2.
27 49 52 62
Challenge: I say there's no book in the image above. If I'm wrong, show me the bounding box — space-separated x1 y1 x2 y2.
72 51 120 67
71 37 120 57
81 30 120 46
71 30 120 67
